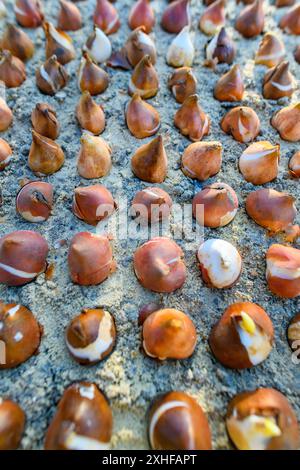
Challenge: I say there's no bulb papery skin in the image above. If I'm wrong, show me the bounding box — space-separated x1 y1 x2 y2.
166 26 194 68
85 27 112 64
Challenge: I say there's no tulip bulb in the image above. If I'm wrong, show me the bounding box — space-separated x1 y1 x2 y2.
266 244 300 298
166 26 194 67
288 313 300 352
205 27 236 66
128 0 155 33
16 181 53 222
85 27 112 64
126 94 160 139
214 64 244 102
31 103 60 140
181 141 222 181
77 133 111 179
131 187 172 224
0 94 13 131
29 130 65 175
125 27 157 67
131 135 167 183
271 103 300 141
289 151 300 178
174 94 210 141
294 44 300 63
0 50 26 88
0 399 25 449
239 141 279 185
0 138 12 170
44 22 75 65
263 61 295 100
199 0 225 36
255 32 285 68
129 55 159 98
93 0 120 35
221 106 260 143
58 0 82 31
168 67 197 103
78 52 109 95
36 55 68 95
14 0 44 28
73 184 115 226
235 0 264 38
161 0 190 34
280 4 300 34
1 24 34 62
76 92 105 135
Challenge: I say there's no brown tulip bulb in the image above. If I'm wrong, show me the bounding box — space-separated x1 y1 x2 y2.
226 388 300 450
210 302 274 369
16 181 53 223
271 103 300 141
66 309 116 365
1 24 34 62
31 103 60 140
221 106 260 143
78 52 109 96
0 50 26 88
255 32 285 68
287 313 300 351
77 133 111 179
214 64 244 102
93 0 120 35
58 0 82 31
128 0 155 33
131 187 172 224
131 135 168 183
246 188 297 233
280 4 300 34
76 92 105 135
0 399 25 450
43 22 75 65
0 94 13 132
239 141 279 185
0 138 12 170
36 55 69 95
14 0 44 28
29 130 65 175
161 0 190 34
45 383 113 450
85 26 112 64
294 44 300 63
125 27 157 67
205 27 236 66
133 237 186 292
276 0 295 5
168 67 197 103
126 94 160 139
263 62 295 100
193 182 238 228
68 232 116 286
72 184 115 226
129 55 159 99
149 392 211 450
235 0 264 38
199 0 225 36
289 151 300 178
181 141 222 181
266 244 300 298
142 308 197 360
0 302 42 369
174 94 210 141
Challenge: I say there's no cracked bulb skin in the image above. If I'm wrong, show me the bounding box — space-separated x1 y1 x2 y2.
43 22 76 65
181 141 222 181
289 151 300 178
221 107 260 143
131 187 172 224
149 391 212 450
205 27 236 65
174 94 210 141
210 302 274 369
125 27 157 67
266 244 300 298
226 388 300 450
133 237 186 293
16 181 53 223
0 138 12 170
31 103 60 140
36 55 69 96
45 383 113 450
66 309 116 365
0 302 42 369
287 313 300 351
0 399 25 450
168 67 197 103
239 141 280 185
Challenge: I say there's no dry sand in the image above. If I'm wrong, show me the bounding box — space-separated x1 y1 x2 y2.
0 0 299 450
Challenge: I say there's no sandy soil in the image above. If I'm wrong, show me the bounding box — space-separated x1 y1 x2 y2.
0 0 299 450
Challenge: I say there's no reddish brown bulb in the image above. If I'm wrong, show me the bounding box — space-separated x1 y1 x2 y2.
235 0 264 38
205 27 236 66
31 103 60 140
93 0 120 35
0 301 42 369
168 67 197 103
255 32 285 68
266 244 300 299
199 0 225 36
16 181 53 223
43 22 76 65
0 230 48 286
280 4 300 35
141 308 197 360
239 141 279 185
289 151 300 178
14 0 44 28
161 0 190 34
214 64 244 102
181 141 222 181
128 0 155 33
131 187 172 224
193 182 238 228
125 94 160 139
36 55 69 95
1 24 34 62
72 184 116 226
76 92 105 135
77 133 111 179
78 52 109 96
221 106 260 143
287 313 300 352
45 383 113 450
0 399 25 450
65 308 116 365
133 237 186 292
125 27 157 67
271 103 300 142
0 50 26 88
129 55 159 99
57 0 82 31
131 135 168 183
263 61 295 100
174 94 210 141
29 130 65 175
0 138 12 170
149 391 212 450
0 94 13 132
68 232 116 286
294 45 300 63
